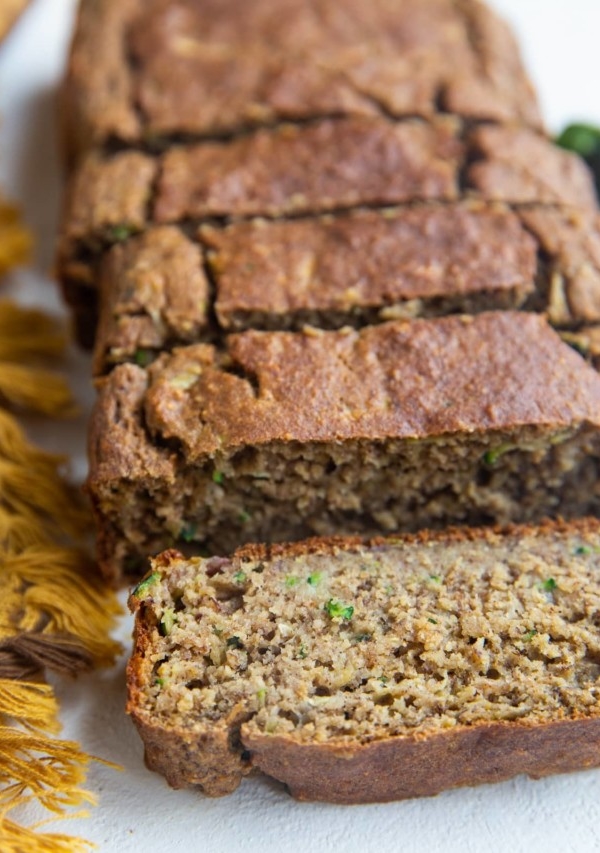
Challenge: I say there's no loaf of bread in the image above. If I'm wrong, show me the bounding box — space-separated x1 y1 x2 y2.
88 311 600 584
59 0 600 349
127 518 600 802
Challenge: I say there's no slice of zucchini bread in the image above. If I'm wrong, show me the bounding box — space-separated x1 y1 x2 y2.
127 518 600 803
88 311 600 584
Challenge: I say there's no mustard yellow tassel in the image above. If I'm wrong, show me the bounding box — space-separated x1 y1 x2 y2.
0 363 77 417
1 548 122 666
0 302 66 362
0 460 89 541
0 681 60 734
0 728 95 814
0 816 94 853
0 202 31 276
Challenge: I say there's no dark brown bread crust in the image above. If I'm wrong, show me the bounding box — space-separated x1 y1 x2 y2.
127 518 600 802
80 201 600 367
62 0 541 165
204 203 536 331
93 227 209 374
91 202 538 372
154 117 462 222
467 125 599 211
142 312 600 457
242 717 600 803
88 313 600 581
58 119 598 345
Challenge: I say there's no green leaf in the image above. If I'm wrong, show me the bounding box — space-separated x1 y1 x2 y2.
285 575 301 587
233 571 247 584
324 599 354 621
238 509 251 524
307 571 322 587
131 571 160 597
556 123 600 158
541 578 557 592
523 629 538 642
212 470 224 485
427 617 438 625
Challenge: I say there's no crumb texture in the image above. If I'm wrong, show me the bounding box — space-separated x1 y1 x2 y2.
127 521 600 801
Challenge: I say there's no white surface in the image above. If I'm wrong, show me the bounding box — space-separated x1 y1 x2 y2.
2 2 600 851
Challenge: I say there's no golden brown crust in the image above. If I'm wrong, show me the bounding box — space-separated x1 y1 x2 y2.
62 0 541 161
143 313 600 460
203 204 536 330
154 117 462 222
229 516 600 564
93 227 209 374
60 0 141 168
241 716 600 803
467 126 599 211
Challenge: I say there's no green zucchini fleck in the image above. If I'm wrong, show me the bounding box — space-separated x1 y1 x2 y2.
131 571 160 597
324 599 354 621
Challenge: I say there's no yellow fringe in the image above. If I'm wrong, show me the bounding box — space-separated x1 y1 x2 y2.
0 460 90 541
0 409 67 468
0 682 60 735
0 203 31 277
0 363 77 417
1 548 122 665
0 816 93 853
0 302 66 362
0 211 120 850
0 728 95 814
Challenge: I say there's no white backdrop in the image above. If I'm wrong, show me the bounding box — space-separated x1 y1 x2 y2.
1 2 599 851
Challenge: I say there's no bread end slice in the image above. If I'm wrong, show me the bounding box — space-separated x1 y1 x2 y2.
127 521 600 802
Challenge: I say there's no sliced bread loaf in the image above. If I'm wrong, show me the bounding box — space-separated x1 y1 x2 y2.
127 518 600 802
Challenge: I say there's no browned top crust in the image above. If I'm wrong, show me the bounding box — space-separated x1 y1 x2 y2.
60 151 157 247
63 0 541 163
154 117 462 222
138 313 600 460
203 203 536 327
467 125 599 211
60 121 598 258
88 363 176 487
519 208 600 325
93 227 209 373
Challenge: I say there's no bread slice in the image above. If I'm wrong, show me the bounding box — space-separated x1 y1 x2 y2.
127 518 600 802
88 311 600 584
62 0 541 167
92 203 538 373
